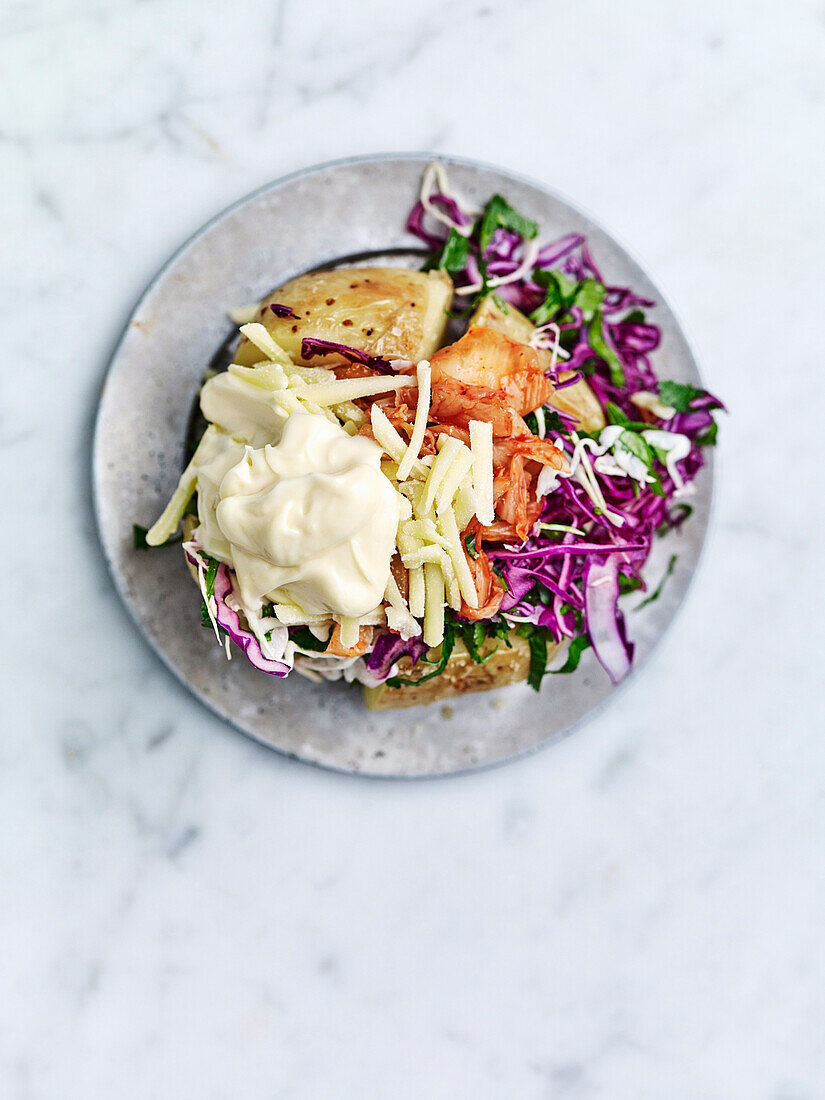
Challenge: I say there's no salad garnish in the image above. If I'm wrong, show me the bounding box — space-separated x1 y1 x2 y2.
140 164 724 701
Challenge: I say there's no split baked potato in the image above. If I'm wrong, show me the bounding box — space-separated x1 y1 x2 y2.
235 266 453 367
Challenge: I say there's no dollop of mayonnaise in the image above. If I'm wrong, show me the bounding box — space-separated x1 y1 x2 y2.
213 414 401 617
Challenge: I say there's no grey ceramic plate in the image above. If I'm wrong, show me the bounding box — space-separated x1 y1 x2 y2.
93 153 712 778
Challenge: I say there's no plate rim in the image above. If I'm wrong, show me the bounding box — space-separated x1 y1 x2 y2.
92 151 716 779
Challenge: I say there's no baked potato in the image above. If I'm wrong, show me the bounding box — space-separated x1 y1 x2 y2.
363 632 562 710
236 267 453 368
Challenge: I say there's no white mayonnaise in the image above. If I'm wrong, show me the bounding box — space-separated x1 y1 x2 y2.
199 369 290 448
213 414 401 617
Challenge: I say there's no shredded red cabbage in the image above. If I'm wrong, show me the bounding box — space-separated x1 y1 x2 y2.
300 337 396 374
269 303 298 318
406 183 724 683
365 632 428 681
212 565 291 676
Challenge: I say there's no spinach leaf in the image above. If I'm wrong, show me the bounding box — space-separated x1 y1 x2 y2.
696 421 718 447
526 631 549 691
478 194 538 253
199 556 220 628
636 555 678 610
588 313 626 387
438 228 470 275
550 634 591 674
288 626 329 652
658 380 702 412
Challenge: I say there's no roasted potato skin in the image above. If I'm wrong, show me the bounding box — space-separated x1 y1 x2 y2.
362 632 562 710
470 296 605 433
236 267 453 367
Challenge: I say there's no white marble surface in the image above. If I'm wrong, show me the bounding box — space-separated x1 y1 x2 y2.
2 0 824 1096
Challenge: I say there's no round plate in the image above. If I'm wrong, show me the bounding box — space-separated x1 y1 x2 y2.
93 154 713 778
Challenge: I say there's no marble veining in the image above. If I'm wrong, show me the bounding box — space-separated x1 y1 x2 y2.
2 1 825 1097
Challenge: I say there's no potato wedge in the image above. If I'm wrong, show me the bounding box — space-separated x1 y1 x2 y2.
362 631 562 710
236 267 453 367
470 296 605 433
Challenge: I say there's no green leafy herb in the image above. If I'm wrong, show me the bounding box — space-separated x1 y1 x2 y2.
478 194 538 253
437 228 470 275
542 409 568 434
658 380 703 412
199 556 220 628
288 626 328 653
618 429 652 464
588 312 626 387
526 631 549 692
530 272 605 327
572 278 605 322
618 573 643 595
636 554 678 610
530 269 579 325
615 430 665 497
491 292 509 314
491 563 509 594
388 618 456 687
606 401 630 428
605 403 649 431
464 531 479 560
512 624 552 691
460 621 493 665
550 634 592 674
696 421 718 447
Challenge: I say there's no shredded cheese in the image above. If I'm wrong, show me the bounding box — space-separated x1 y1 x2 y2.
396 360 431 482
291 374 411 407
371 404 427 479
239 322 294 365
228 361 290 392
407 566 425 618
435 442 474 515
452 484 478 532
384 574 422 639
421 436 464 516
402 518 450 550
338 616 359 650
530 321 570 370
396 523 425 618
436 507 478 608
468 420 494 525
145 426 220 546
422 562 446 647
400 545 454 571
